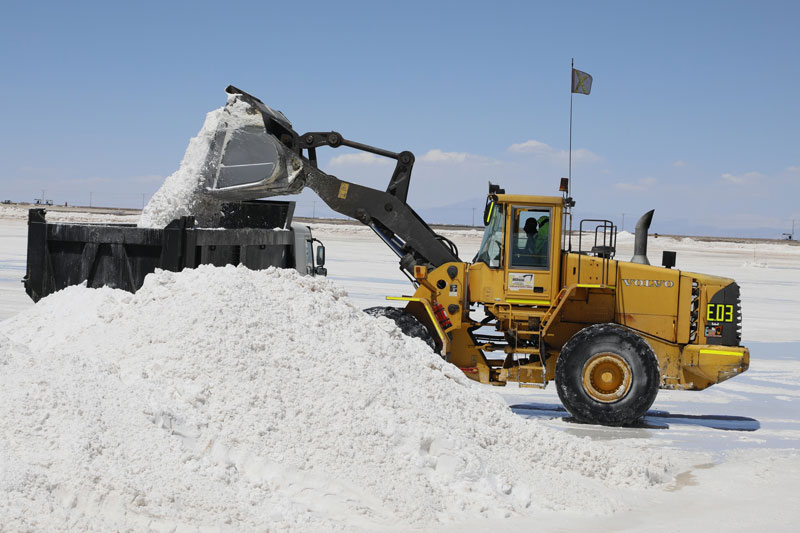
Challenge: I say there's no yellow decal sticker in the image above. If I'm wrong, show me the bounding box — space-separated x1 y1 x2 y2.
338 182 349 199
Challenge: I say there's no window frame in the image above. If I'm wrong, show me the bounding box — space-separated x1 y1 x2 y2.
508 205 552 270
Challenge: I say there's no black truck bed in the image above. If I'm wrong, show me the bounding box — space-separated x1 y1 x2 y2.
23 200 315 302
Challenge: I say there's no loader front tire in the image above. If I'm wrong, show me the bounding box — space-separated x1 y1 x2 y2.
555 324 660 426
364 306 436 351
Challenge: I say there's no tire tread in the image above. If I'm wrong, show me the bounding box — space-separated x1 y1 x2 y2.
555 323 660 426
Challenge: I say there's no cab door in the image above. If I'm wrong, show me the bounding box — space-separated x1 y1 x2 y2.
504 206 556 305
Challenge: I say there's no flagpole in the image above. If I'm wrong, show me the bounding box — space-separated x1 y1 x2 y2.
569 58 574 199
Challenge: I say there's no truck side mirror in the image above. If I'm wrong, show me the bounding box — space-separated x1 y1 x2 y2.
316 244 326 267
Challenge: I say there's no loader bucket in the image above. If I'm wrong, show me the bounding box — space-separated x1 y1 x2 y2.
203 95 306 201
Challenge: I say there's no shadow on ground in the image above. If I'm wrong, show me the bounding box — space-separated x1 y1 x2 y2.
510 403 761 432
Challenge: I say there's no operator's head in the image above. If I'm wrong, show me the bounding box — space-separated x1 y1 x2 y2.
523 217 538 235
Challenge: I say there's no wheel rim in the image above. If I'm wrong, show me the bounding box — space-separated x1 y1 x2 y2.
582 353 632 403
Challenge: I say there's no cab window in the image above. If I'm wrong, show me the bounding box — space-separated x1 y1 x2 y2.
510 207 551 269
475 202 504 268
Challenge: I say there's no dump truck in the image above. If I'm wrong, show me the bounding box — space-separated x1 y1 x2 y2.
24 200 327 302
160 86 753 426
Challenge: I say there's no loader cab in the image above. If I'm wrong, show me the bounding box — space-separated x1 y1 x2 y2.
472 193 564 306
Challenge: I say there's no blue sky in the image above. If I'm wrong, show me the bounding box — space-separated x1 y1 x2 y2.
1 1 798 237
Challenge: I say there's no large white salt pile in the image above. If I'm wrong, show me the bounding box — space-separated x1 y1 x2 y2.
139 98 263 228
1 266 678 531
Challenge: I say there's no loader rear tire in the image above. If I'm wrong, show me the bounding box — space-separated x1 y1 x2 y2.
555 324 660 426
364 306 436 351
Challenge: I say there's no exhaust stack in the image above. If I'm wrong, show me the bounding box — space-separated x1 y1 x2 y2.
631 209 655 265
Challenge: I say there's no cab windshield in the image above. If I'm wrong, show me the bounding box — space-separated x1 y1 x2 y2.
474 203 504 267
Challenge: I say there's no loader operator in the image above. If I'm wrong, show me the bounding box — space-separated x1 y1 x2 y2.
512 215 540 267
521 217 538 261
523 217 538 244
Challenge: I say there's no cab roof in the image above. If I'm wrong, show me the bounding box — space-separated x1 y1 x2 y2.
494 194 564 207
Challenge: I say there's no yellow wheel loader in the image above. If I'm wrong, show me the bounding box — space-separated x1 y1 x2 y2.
204 86 749 426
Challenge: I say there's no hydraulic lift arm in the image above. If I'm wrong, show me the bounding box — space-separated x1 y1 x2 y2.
207 86 460 276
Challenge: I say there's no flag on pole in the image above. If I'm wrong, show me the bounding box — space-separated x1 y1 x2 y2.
571 68 592 95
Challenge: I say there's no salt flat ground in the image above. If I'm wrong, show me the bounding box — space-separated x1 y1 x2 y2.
1 210 799 531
